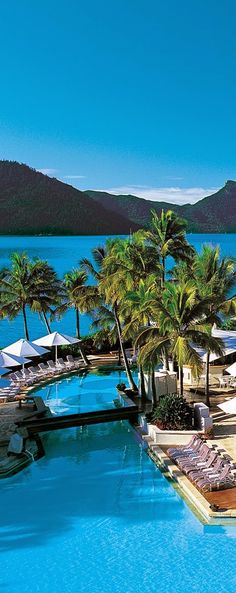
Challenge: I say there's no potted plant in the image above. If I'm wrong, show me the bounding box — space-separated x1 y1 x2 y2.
116 382 127 394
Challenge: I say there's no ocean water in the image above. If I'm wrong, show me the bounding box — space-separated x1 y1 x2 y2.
0 234 235 347
0 368 236 593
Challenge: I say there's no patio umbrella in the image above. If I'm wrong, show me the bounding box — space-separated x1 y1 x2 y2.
3 339 49 376
3 338 49 358
225 362 236 377
0 351 31 370
218 396 236 415
33 332 80 363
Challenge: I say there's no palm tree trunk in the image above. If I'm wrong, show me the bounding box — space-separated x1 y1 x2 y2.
139 365 146 398
74 306 90 366
118 345 121 365
113 305 138 392
79 344 91 366
178 366 183 396
161 256 165 288
22 304 29 340
75 307 80 339
205 351 210 408
42 310 51 333
151 368 157 404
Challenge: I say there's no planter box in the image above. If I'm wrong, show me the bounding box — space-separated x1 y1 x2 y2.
146 423 199 446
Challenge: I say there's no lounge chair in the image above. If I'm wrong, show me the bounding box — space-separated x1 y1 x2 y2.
20 369 36 383
47 360 58 372
11 371 29 384
168 436 202 460
56 358 67 370
197 464 235 491
192 456 225 482
38 363 52 376
188 451 217 479
66 355 82 368
178 444 210 471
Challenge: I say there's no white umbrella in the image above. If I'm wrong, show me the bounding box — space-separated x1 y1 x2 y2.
225 362 236 377
0 351 31 369
3 339 49 376
3 339 49 359
33 332 80 363
218 397 236 415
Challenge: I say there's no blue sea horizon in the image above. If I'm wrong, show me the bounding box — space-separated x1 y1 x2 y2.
0 233 235 347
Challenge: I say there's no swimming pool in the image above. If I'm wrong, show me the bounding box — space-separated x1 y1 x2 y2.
0 370 236 593
33 366 136 415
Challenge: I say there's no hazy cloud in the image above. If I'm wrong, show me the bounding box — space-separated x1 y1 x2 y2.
97 185 219 205
63 175 86 179
37 168 58 176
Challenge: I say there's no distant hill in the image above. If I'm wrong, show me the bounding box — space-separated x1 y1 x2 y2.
0 161 138 235
0 160 235 234
86 182 236 233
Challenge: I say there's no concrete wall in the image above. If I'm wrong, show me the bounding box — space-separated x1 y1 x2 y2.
141 371 177 402
148 424 199 445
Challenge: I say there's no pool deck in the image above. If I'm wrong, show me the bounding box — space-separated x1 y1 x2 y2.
141 412 236 524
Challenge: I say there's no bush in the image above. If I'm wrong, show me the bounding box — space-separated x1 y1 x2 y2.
149 394 193 430
116 383 127 392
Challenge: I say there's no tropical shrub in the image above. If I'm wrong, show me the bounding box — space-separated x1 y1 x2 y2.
116 383 127 392
149 394 193 430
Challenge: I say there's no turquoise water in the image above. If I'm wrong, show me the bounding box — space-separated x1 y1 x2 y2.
0 233 235 346
0 369 236 593
34 367 134 415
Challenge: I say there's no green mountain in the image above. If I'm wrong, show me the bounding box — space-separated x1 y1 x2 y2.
0 161 139 235
86 182 236 233
0 160 235 234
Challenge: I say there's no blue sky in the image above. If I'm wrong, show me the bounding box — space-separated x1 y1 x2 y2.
1 0 236 204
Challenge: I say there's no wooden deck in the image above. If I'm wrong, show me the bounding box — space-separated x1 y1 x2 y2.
205 487 236 510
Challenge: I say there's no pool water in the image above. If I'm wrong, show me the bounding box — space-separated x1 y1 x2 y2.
33 367 135 415
0 370 236 593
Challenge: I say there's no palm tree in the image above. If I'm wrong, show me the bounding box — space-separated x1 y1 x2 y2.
81 241 141 391
30 259 63 333
99 235 159 392
90 304 121 363
0 253 61 339
146 209 195 287
63 269 88 339
136 280 224 397
192 245 236 405
53 267 99 366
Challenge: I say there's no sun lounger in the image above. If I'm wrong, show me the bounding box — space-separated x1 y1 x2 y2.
28 366 40 377
197 464 235 491
188 451 217 479
38 363 53 376
47 360 58 372
168 436 202 460
178 444 210 472
19 369 35 384
192 457 225 482
11 371 29 384
56 358 67 370
66 355 83 368
167 435 199 457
